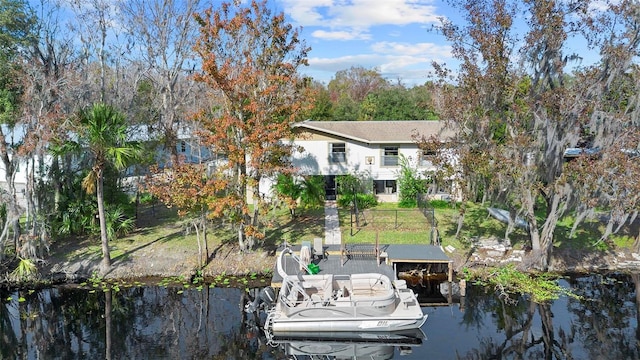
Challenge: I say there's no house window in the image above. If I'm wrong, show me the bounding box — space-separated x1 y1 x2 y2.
180 141 186 153
382 146 399 166
374 180 396 194
419 149 436 167
330 143 346 163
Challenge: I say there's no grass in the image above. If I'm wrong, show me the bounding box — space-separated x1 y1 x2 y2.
89 200 636 263
335 201 637 252
338 204 433 245
262 207 326 247
433 203 530 249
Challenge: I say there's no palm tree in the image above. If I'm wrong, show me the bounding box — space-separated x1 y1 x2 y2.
76 103 139 273
273 174 325 218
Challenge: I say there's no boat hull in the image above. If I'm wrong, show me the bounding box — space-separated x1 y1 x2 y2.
270 313 427 333
268 249 428 334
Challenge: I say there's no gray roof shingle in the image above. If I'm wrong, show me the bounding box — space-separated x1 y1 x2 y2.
293 120 454 144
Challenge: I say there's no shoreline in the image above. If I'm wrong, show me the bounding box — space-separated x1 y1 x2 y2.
4 244 640 289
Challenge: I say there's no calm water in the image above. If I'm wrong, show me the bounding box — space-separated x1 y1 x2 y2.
1 273 639 359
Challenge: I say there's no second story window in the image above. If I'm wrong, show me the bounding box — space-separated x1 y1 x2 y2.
419 149 436 167
382 146 399 166
330 143 346 163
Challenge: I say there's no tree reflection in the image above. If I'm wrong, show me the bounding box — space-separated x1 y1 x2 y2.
0 288 18 359
105 288 112 360
457 282 579 359
565 274 638 359
1 275 638 359
565 273 639 359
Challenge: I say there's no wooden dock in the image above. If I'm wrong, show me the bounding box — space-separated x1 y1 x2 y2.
270 243 453 288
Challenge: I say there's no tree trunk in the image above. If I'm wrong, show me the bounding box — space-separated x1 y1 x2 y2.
534 191 564 271
248 181 261 250
455 204 465 239
104 289 112 360
0 216 11 261
538 303 556 359
194 220 202 268
203 219 209 263
6 166 21 255
238 224 246 252
97 167 111 273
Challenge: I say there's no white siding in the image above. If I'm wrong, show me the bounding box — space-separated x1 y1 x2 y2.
291 139 437 180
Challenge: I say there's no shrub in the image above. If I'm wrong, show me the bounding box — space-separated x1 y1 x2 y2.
337 193 377 209
429 200 451 209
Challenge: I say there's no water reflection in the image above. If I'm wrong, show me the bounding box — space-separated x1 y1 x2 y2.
0 273 639 359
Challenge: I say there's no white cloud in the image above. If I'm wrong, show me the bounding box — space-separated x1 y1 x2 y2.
280 0 333 26
371 41 451 58
311 29 371 41
277 0 453 86
306 51 448 85
279 0 441 39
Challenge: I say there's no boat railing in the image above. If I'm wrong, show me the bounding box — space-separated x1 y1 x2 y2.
277 247 314 278
281 280 310 308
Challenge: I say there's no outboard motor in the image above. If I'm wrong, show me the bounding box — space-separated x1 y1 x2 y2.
245 286 276 314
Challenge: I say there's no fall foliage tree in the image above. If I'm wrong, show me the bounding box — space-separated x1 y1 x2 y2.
192 0 311 251
146 162 218 266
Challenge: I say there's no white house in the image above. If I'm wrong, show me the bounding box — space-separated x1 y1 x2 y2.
287 120 456 202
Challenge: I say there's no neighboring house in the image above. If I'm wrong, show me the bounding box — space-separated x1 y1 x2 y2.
287 120 457 202
0 163 29 210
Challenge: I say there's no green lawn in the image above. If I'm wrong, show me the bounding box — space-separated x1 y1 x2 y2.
262 207 326 247
115 201 636 254
338 204 433 245
335 201 636 252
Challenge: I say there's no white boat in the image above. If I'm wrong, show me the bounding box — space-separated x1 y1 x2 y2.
265 248 427 334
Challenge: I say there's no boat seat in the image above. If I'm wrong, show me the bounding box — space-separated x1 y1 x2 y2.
300 241 312 271
313 237 327 261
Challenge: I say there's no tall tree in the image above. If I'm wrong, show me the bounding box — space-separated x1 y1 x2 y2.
328 66 389 103
0 0 37 258
119 0 202 163
192 0 311 251
71 103 139 272
362 85 439 120
302 80 333 121
65 0 123 105
18 0 79 257
328 66 388 121
425 0 640 270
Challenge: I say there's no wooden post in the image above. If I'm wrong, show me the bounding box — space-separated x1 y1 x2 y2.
448 260 453 282
375 232 380 266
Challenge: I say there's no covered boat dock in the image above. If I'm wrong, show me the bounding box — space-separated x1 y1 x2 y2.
271 243 452 288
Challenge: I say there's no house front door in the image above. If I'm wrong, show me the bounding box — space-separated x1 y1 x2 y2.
324 175 336 200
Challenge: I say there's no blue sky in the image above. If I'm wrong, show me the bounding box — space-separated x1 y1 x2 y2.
274 0 608 87
275 0 455 86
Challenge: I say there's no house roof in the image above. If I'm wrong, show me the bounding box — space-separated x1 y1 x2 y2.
293 120 455 144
